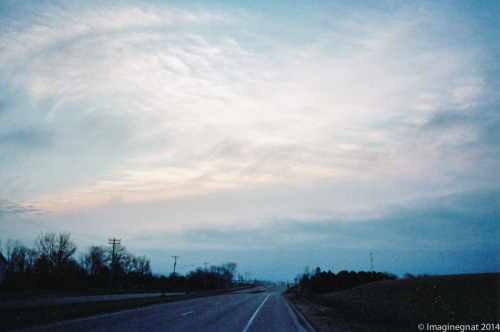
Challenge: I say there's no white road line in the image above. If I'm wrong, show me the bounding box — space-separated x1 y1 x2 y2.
182 311 194 316
282 296 312 332
242 294 271 332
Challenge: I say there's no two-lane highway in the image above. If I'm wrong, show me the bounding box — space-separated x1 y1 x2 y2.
23 285 314 332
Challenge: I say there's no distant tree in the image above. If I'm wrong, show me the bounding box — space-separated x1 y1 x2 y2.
36 232 77 275
222 262 237 282
107 243 127 287
300 266 311 288
8 243 27 272
2 234 162 292
222 262 237 275
304 268 398 293
121 252 136 277
25 248 38 273
5 239 22 262
83 246 109 277
3 240 38 273
135 255 151 278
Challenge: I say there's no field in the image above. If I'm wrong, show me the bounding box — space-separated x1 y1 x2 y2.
285 273 500 331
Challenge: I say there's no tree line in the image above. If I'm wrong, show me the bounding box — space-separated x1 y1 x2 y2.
1 233 238 293
299 267 398 293
1 233 153 291
160 262 239 293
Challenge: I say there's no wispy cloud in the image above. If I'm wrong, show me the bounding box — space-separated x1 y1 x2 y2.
0 1 498 277
1 2 496 204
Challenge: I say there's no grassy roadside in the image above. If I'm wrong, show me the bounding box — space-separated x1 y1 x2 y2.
0 287 251 330
285 273 500 332
285 289 384 332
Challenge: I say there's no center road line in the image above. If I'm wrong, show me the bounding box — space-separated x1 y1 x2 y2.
181 311 194 316
242 294 271 332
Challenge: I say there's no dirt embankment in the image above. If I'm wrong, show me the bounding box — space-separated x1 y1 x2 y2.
286 273 500 332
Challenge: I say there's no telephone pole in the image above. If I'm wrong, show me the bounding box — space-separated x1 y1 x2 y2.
370 252 374 272
108 238 121 288
203 262 209 289
172 256 179 276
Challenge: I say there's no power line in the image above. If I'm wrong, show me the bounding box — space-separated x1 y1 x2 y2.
0 226 30 241
0 220 40 242
1 211 108 242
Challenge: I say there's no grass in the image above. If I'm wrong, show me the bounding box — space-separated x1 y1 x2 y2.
285 273 500 332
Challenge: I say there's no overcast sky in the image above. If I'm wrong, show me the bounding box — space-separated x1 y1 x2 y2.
1 0 499 280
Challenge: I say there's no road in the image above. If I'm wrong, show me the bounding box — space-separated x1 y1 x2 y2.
1 293 182 310
22 285 314 332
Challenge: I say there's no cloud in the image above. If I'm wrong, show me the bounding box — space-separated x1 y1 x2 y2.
0 200 42 216
2 2 492 206
0 128 52 150
120 188 499 278
0 1 498 278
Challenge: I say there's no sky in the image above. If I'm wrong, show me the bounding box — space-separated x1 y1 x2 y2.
0 0 499 281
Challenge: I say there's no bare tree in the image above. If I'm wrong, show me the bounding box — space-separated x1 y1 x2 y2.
5 239 22 262
222 262 237 282
222 262 237 275
121 252 136 277
135 255 151 278
36 232 57 273
108 243 127 286
78 252 89 274
8 243 27 272
36 232 77 274
25 248 38 273
84 246 109 276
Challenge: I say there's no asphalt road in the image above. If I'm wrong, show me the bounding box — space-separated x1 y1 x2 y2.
22 285 314 332
1 293 181 310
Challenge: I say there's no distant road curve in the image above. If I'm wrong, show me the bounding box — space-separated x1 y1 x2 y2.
22 285 315 332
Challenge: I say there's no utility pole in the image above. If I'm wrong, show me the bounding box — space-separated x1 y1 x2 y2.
203 262 209 289
108 238 121 288
370 252 374 272
172 256 179 276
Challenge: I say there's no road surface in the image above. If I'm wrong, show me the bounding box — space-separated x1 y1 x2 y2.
22 285 314 332
1 293 182 310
